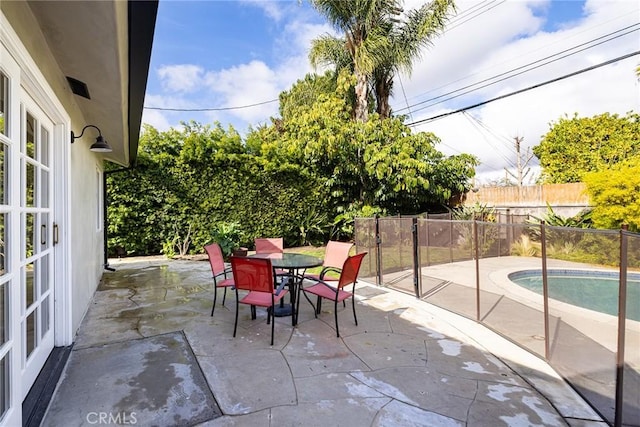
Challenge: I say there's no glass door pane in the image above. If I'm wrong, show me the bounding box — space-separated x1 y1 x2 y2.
0 60 13 424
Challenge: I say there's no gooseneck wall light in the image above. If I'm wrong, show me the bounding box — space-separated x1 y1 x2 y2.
70 125 112 153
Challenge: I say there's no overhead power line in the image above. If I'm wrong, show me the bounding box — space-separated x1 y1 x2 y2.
144 98 278 112
443 0 506 34
406 50 640 127
144 18 636 117
462 112 517 170
396 24 639 114
396 10 639 107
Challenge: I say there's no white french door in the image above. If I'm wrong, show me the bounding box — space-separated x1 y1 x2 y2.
0 41 57 425
0 55 13 425
18 92 54 396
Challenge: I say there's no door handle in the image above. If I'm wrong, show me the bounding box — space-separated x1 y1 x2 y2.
53 223 59 245
41 224 46 245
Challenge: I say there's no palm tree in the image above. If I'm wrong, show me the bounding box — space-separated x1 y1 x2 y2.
310 0 398 122
373 0 454 118
309 0 455 120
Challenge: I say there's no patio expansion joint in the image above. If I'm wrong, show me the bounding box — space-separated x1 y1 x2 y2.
341 335 374 372
180 331 223 419
378 394 464 424
346 366 474 424
127 287 141 306
133 317 144 338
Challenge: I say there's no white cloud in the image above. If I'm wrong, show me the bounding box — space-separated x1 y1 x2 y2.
242 0 284 22
143 2 333 132
204 60 281 123
157 64 205 93
143 0 639 175
280 19 335 54
397 0 640 181
201 9 331 127
141 109 172 132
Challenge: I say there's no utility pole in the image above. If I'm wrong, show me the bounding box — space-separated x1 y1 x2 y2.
505 136 535 187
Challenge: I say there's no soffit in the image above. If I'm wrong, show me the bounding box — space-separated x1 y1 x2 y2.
27 0 157 166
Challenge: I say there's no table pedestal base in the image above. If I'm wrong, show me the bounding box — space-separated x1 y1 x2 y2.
273 303 293 317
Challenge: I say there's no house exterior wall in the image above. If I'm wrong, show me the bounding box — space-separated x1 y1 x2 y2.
69 148 104 333
1 0 156 424
2 1 106 338
1 5 110 424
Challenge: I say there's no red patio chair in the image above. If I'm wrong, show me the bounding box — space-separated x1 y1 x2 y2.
254 237 284 254
255 237 288 278
304 240 354 282
231 256 288 345
298 252 367 337
204 243 235 316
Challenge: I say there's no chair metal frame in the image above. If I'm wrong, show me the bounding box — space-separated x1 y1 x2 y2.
298 252 367 337
231 256 288 345
204 243 235 316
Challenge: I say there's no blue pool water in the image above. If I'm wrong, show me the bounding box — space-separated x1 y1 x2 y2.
508 269 640 321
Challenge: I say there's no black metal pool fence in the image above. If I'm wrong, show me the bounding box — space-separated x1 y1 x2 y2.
354 216 639 427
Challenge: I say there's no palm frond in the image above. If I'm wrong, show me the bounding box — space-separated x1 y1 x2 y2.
391 0 455 74
309 35 351 71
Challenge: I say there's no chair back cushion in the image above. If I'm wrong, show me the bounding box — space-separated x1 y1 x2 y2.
338 252 367 289
204 243 226 275
323 241 354 269
230 256 274 293
255 238 284 254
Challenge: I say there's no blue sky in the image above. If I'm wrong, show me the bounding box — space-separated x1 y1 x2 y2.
142 0 640 182
150 2 282 71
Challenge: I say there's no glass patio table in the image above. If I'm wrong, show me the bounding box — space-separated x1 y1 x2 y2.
248 252 322 325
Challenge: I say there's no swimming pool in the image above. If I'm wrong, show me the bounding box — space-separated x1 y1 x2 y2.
508 269 640 321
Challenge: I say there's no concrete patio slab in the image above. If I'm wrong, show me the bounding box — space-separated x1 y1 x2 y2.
40 256 606 426
42 331 220 426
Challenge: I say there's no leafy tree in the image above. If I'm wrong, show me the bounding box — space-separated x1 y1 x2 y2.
533 112 640 183
107 125 193 256
108 73 478 257
252 71 478 216
107 122 327 256
279 72 339 121
583 158 640 232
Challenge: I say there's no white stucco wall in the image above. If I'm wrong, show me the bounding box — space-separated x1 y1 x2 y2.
69 140 105 334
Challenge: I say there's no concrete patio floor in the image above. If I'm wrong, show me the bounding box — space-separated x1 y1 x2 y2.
42 256 606 426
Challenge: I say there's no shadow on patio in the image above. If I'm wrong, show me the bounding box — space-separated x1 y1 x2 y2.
41 257 604 426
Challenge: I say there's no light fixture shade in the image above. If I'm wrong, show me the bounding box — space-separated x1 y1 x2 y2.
89 135 112 153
